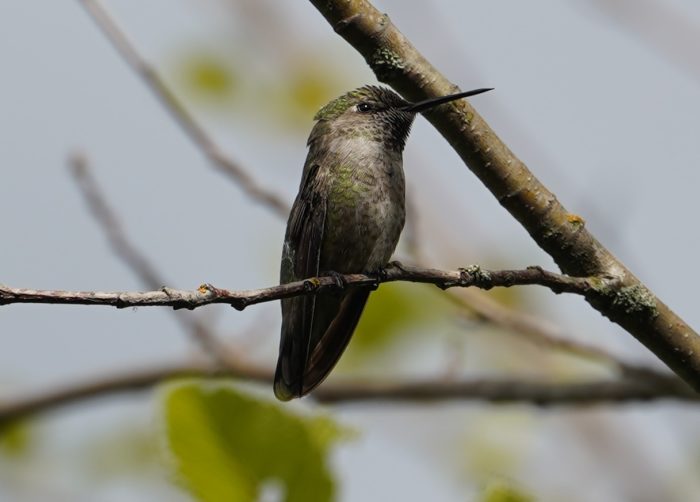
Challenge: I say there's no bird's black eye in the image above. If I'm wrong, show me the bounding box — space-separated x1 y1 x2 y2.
356 102 373 113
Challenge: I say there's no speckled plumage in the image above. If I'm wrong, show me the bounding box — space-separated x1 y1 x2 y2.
274 84 492 400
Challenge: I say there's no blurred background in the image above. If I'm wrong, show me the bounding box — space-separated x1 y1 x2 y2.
1 0 700 500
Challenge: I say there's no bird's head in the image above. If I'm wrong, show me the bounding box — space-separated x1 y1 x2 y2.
310 85 492 151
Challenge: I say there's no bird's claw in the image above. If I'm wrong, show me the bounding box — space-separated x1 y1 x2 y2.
369 264 390 290
322 270 347 291
387 260 405 271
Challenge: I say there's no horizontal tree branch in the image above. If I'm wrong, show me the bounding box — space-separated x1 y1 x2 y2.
69 153 677 402
0 264 604 310
308 0 700 391
0 359 695 424
315 376 697 405
74 1 652 390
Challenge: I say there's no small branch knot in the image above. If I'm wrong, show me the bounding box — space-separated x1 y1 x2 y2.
161 286 193 310
230 297 248 311
303 278 321 292
464 265 493 290
370 47 406 82
333 13 361 34
198 283 225 297
115 294 129 309
611 284 659 319
387 260 405 272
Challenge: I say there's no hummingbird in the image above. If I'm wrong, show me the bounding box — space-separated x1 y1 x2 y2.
274 85 493 400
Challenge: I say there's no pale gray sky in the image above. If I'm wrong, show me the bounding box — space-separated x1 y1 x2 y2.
1 1 700 501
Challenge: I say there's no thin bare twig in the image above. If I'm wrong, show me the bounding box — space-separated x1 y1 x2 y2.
0 263 608 310
446 289 656 379
400 182 630 373
70 154 166 289
0 359 694 424
69 153 237 367
76 0 289 217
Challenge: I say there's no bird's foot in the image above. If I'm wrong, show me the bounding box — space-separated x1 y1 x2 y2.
321 270 347 292
387 260 405 272
367 262 398 290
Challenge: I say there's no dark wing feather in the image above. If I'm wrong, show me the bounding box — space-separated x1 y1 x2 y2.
275 152 376 400
274 163 326 400
301 288 370 395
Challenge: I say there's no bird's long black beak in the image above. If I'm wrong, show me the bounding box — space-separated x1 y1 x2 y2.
402 87 493 113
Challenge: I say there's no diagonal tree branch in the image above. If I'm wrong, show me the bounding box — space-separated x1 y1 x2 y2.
307 0 700 391
76 0 289 217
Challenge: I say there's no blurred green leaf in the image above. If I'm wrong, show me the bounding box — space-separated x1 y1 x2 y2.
83 423 162 479
288 66 338 118
348 282 453 357
481 480 534 502
178 52 237 102
267 62 345 129
482 287 527 310
0 419 32 457
163 381 347 502
463 412 534 477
